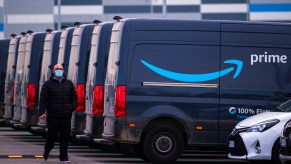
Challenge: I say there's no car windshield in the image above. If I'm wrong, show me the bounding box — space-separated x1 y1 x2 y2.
275 99 291 112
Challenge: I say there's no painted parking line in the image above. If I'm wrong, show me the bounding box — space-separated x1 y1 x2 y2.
0 155 59 159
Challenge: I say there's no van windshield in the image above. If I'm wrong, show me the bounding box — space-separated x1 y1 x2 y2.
276 99 291 112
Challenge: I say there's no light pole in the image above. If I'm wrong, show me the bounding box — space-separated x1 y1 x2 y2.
162 0 167 18
57 0 61 30
3 0 7 38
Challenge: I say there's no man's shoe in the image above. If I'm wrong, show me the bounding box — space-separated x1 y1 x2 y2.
60 157 71 163
43 152 49 161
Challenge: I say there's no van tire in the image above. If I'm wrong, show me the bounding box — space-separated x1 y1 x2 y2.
143 125 184 163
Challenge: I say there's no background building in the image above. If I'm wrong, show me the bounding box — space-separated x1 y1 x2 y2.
0 0 290 39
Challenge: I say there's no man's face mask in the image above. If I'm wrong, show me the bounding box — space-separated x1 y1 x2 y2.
55 70 63 77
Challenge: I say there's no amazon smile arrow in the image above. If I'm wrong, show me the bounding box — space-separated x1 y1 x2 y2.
141 59 243 83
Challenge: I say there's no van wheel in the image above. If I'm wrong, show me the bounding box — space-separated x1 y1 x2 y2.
143 125 184 163
272 141 281 164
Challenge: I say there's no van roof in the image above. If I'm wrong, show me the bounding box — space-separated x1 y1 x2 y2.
122 19 291 34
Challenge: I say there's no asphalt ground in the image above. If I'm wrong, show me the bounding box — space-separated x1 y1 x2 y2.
0 124 250 164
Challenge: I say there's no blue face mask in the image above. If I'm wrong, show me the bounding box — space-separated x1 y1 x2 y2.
55 70 63 77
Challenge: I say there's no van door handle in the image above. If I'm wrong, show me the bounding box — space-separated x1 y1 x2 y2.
75 62 80 66
106 97 109 102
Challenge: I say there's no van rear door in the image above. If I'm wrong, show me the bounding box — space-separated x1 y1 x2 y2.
14 36 27 107
103 20 125 137
5 37 19 106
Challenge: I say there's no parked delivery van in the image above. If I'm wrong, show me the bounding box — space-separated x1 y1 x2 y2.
66 22 94 136
97 19 291 162
12 31 46 128
1 34 20 122
75 21 113 141
0 38 11 118
8 32 27 124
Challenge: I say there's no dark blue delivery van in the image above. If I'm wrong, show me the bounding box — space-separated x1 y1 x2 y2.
12 31 46 128
1 35 20 123
66 23 94 136
75 22 113 142
0 39 11 118
99 19 291 162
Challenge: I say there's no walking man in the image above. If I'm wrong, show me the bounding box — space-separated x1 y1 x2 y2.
39 64 77 163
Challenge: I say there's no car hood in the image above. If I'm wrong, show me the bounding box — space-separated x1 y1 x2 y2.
236 112 291 128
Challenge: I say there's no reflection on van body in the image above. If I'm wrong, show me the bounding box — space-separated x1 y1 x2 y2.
33 27 75 131
10 35 27 123
67 24 94 136
75 22 113 141
2 36 20 120
0 39 12 118
100 19 291 162
10 32 46 128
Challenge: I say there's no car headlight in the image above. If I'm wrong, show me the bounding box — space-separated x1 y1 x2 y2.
246 119 280 133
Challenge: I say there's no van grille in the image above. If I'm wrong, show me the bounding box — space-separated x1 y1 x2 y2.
229 133 247 156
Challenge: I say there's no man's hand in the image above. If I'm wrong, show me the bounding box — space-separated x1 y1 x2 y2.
40 114 46 120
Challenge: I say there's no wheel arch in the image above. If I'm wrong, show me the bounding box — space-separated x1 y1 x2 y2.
140 116 188 146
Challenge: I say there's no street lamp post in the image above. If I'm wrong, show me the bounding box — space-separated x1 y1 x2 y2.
57 0 61 30
162 0 167 18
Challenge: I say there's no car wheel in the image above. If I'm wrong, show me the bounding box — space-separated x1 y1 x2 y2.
272 141 282 164
143 125 184 163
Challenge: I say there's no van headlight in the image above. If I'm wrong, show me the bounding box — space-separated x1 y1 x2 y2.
246 119 280 133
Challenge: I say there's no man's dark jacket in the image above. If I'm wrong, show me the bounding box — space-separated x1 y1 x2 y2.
39 75 77 118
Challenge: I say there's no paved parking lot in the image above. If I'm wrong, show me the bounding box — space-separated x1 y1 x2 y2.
0 125 249 163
